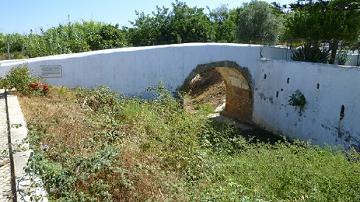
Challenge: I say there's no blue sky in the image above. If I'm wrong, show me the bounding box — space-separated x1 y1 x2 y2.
0 0 294 34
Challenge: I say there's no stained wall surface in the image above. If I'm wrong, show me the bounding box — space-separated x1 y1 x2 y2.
254 60 360 149
0 43 359 149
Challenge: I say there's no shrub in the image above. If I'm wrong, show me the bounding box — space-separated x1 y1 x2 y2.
0 66 34 94
337 50 348 65
0 66 48 95
21 86 360 201
292 44 329 63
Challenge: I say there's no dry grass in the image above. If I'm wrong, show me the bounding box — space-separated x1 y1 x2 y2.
18 86 360 202
183 69 226 112
19 87 96 156
18 87 185 201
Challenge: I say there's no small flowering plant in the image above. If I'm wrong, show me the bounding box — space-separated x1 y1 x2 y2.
0 66 50 96
29 82 49 95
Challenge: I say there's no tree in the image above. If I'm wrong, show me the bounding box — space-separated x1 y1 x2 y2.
79 21 105 50
169 1 212 43
127 6 172 46
4 34 26 53
236 1 283 44
127 1 211 46
0 34 5 53
208 5 237 42
285 0 360 64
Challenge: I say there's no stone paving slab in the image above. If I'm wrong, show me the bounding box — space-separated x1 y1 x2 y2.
0 91 13 201
7 93 48 202
0 91 48 202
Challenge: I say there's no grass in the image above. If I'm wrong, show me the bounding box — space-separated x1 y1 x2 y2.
19 86 360 202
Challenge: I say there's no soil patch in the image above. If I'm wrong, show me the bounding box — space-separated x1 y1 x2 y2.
183 69 226 113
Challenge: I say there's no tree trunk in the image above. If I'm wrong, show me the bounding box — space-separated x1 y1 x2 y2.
329 41 339 64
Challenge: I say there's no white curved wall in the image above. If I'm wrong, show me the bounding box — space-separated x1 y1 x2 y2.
255 60 360 149
0 43 359 149
0 43 266 96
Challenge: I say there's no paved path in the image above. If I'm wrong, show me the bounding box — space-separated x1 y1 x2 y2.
0 89 50 201
0 91 13 201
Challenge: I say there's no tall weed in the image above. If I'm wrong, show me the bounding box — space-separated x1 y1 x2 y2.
22 86 360 201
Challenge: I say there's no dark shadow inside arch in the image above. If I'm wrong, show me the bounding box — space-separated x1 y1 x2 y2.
180 61 253 123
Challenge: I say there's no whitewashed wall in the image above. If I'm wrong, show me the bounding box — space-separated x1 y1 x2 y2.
346 53 360 66
0 43 359 149
0 43 267 96
254 60 360 149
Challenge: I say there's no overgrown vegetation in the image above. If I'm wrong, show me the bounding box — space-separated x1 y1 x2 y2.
285 0 360 64
0 66 47 95
1 0 359 65
0 1 284 59
19 85 360 201
337 50 349 65
291 45 329 63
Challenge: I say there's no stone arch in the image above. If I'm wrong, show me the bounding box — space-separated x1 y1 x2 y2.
181 61 253 123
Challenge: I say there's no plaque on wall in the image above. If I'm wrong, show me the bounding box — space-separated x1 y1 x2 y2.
40 65 62 78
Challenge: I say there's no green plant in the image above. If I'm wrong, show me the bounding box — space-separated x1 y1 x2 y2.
0 66 38 94
289 90 306 115
21 86 360 201
337 50 348 65
291 44 329 63
285 0 360 64
21 21 128 58
236 0 283 44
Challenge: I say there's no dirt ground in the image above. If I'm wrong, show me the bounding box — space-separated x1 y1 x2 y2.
183 69 226 113
182 69 285 143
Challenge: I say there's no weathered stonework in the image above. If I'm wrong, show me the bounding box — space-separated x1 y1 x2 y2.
223 84 252 122
216 67 252 123
182 61 253 123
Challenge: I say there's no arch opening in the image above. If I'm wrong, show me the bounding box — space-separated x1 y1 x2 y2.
181 61 253 123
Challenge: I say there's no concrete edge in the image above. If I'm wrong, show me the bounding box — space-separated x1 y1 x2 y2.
7 94 48 202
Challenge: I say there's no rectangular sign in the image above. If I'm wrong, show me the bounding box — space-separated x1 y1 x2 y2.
40 65 62 78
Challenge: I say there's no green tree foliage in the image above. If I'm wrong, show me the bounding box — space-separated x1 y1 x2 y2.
0 33 27 59
127 6 173 46
128 1 212 46
208 5 237 42
236 1 283 44
82 22 127 50
4 0 360 65
128 0 284 46
0 1 287 60
7 34 26 52
97 24 127 49
3 21 128 58
285 0 360 64
0 34 6 59
170 1 212 43
291 44 330 63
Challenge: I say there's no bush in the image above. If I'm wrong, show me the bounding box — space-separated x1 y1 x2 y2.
292 44 329 63
0 66 48 95
0 66 33 94
22 86 360 201
337 51 348 65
